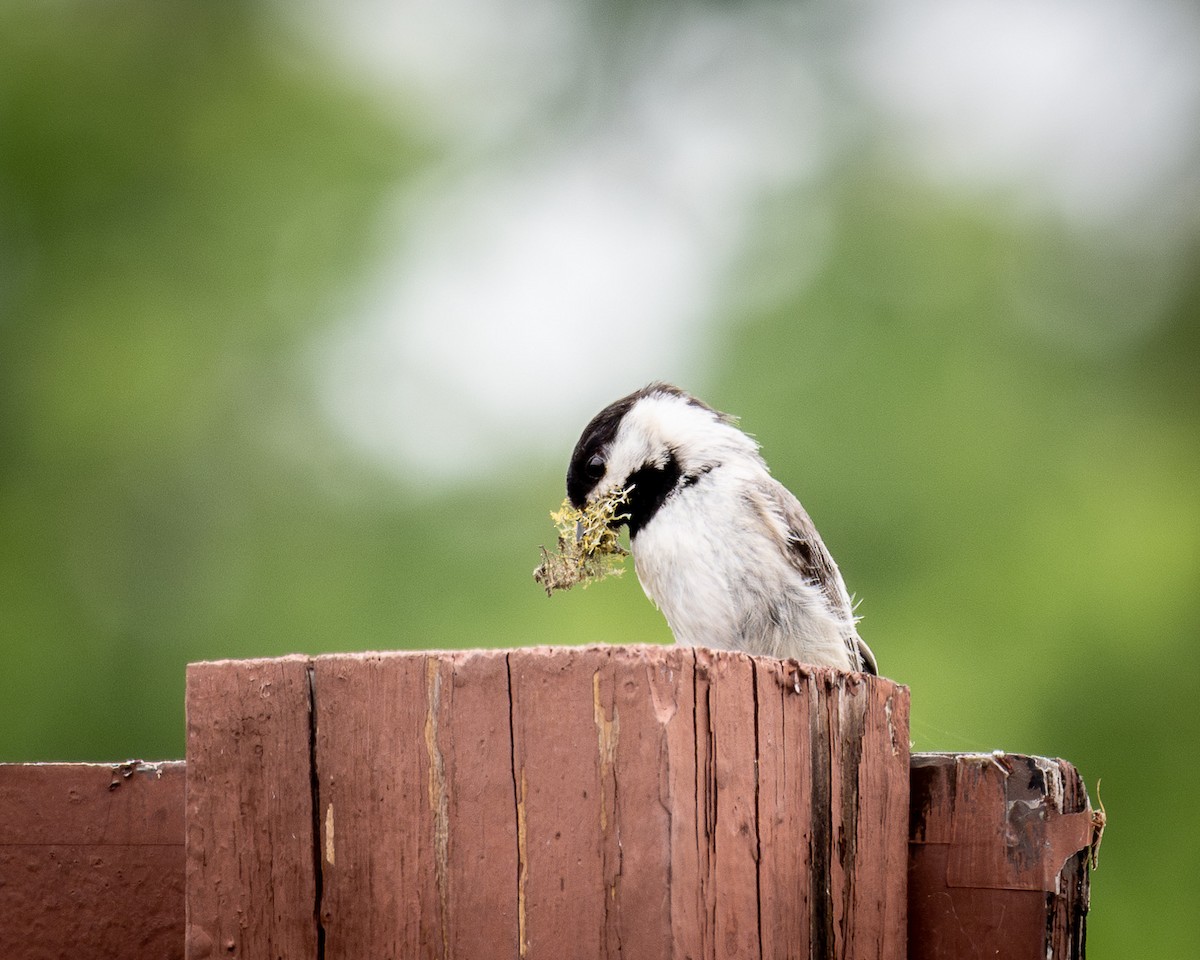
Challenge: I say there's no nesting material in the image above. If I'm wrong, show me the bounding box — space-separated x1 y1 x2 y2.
533 490 630 596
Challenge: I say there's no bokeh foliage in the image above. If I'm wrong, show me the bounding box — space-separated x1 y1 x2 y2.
1 2 1198 956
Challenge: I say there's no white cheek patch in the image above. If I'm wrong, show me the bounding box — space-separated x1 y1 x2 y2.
603 426 657 492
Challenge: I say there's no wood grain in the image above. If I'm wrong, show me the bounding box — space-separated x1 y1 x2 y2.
312 649 520 960
753 658 815 959
186 646 911 959
185 655 317 960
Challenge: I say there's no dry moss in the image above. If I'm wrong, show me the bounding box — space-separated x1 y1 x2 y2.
533 489 630 596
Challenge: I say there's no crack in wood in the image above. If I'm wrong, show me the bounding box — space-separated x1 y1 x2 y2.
838 680 864 953
305 663 327 960
505 653 530 959
593 663 625 957
181 649 915 959
751 660 765 960
810 675 834 960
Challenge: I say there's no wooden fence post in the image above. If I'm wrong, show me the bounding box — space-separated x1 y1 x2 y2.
907 752 1094 960
0 658 1098 958
185 645 911 960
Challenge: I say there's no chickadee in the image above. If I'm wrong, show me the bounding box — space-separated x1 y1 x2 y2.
566 383 876 674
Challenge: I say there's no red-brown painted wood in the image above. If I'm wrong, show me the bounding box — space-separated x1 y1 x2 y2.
311 649 521 959
188 646 910 959
0 760 185 960
908 753 1094 960
2 657 1100 960
185 655 317 960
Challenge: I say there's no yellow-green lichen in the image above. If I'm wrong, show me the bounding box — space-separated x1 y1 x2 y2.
533 489 630 596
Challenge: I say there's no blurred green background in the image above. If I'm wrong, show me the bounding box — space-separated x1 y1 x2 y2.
1 1 1197 956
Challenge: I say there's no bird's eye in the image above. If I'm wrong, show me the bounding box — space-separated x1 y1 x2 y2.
586 453 605 480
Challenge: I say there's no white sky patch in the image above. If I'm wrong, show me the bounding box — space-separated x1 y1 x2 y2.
321 153 716 480
298 0 576 144
848 0 1200 355
313 4 832 483
308 0 1198 482
850 0 1200 229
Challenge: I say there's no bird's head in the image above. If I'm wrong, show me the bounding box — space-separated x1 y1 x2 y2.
566 383 760 537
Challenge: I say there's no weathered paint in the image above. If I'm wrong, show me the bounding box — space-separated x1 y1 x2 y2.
186 645 910 959
908 752 1094 960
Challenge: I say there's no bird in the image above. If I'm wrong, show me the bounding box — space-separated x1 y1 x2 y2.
565 382 876 674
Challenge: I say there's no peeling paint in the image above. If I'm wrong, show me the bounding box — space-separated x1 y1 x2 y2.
516 767 529 958
1033 755 1066 811
424 660 450 959
947 754 1096 893
884 694 903 757
108 759 163 789
593 670 620 832
647 658 680 724
324 803 335 866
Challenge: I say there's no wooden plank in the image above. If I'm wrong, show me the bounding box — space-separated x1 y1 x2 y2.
846 674 910 957
698 648 761 959
609 646 697 959
754 658 815 959
0 761 185 960
507 645 610 960
813 669 911 960
310 651 437 957
434 650 522 959
185 655 317 960
908 753 1094 960
311 649 519 960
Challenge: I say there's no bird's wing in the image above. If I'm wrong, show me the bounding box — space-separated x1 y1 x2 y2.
855 636 878 675
748 478 876 674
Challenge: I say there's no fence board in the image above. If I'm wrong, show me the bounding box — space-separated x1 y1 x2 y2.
185 655 317 960
0 761 185 960
840 672 911 958
508 646 612 959
312 649 521 959
754 658 815 958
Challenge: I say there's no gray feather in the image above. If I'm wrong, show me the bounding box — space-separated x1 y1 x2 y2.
748 478 876 674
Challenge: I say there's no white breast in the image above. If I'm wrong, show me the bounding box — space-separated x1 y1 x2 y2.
630 470 855 670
